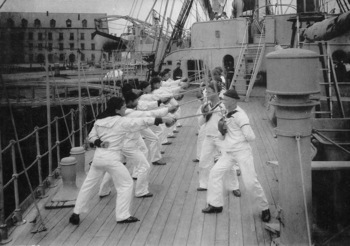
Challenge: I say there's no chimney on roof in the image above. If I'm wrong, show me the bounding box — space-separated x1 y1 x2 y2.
46 11 49 16
78 14 80 20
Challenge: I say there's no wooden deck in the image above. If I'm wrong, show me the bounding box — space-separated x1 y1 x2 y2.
8 90 280 246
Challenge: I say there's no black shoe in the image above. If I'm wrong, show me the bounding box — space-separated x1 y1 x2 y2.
197 187 207 191
161 151 165 154
132 177 137 180
192 159 199 163
136 192 153 198
232 189 241 197
173 130 179 133
117 216 140 224
202 204 223 213
162 142 172 145
262 209 271 222
167 135 176 138
99 190 111 198
69 213 80 225
152 161 166 165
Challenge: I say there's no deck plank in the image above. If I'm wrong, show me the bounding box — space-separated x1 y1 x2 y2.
157 136 197 246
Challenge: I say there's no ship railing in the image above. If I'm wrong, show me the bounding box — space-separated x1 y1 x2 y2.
0 98 105 239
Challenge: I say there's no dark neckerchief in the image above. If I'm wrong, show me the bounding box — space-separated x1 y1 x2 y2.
226 108 238 118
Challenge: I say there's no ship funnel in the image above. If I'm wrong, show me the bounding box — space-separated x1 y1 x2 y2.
266 48 320 245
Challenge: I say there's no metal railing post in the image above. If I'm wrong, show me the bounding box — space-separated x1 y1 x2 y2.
55 117 60 173
35 128 47 198
10 141 26 226
71 109 75 147
0 130 12 244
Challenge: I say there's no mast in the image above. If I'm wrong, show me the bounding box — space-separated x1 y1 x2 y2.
157 0 194 72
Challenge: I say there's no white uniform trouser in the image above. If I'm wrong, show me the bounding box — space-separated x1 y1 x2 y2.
176 107 182 127
131 137 149 178
196 125 205 160
207 148 269 210
74 149 133 221
142 128 162 163
99 145 150 197
150 124 168 144
199 136 239 190
166 113 177 137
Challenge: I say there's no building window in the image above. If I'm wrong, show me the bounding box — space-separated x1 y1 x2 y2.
59 43 63 51
96 20 102 29
29 54 34 62
70 43 74 50
80 43 85 50
91 33 94 40
34 19 41 28
50 19 56 28
91 43 95 50
69 33 74 40
82 19 87 28
48 54 53 63
66 19 72 28
21 19 28 28
48 43 53 51
48 32 52 40
10 33 16 41
80 33 85 40
19 32 25 40
59 54 64 61
29 43 33 50
7 18 14 28
91 53 95 61
59 33 63 40
28 32 33 40
81 53 85 61
38 33 43 40
38 43 43 50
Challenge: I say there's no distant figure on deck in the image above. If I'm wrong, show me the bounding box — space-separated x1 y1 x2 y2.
173 62 183 80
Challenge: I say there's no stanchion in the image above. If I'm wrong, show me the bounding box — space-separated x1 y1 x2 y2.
70 147 86 188
45 157 79 208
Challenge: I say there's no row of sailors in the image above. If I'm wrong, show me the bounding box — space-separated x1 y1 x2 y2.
69 66 271 225
69 71 189 224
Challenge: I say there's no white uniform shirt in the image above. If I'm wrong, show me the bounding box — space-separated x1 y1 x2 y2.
199 102 226 137
88 116 155 151
162 78 181 87
222 106 255 152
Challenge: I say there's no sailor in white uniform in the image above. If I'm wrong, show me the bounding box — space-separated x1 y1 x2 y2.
69 97 175 225
97 92 178 197
197 82 240 196
202 89 271 223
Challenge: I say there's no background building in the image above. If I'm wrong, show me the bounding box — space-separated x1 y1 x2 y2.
0 12 109 66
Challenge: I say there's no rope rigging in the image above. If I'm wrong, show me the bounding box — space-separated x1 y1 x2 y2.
0 74 47 233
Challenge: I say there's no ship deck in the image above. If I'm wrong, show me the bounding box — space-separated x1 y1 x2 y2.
8 89 280 246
